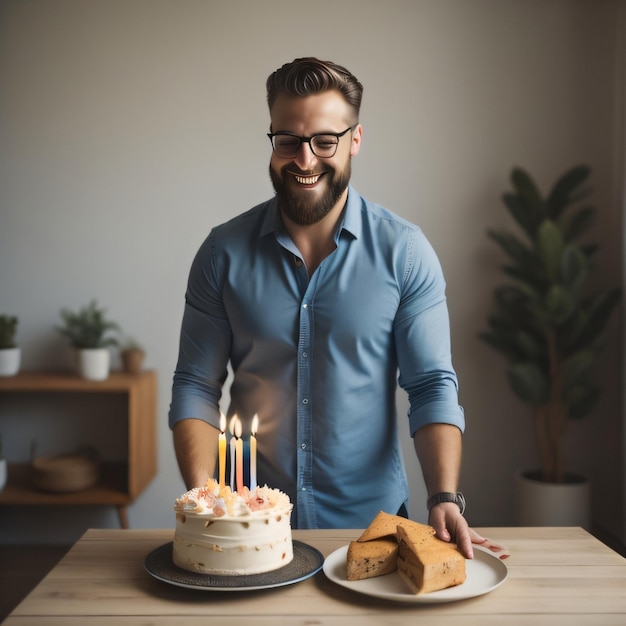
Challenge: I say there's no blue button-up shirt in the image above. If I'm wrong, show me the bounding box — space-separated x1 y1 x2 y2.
169 186 464 528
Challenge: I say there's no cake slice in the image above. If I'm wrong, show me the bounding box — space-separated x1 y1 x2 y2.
396 523 466 594
346 538 399 581
357 510 435 543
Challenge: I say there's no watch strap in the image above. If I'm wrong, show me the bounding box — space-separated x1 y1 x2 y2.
427 491 466 515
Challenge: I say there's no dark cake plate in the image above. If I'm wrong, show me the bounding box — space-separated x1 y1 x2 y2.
145 540 324 591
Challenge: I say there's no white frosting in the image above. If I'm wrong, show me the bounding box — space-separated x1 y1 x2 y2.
172 481 294 575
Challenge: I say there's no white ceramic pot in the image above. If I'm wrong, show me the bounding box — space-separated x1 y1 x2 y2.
77 348 110 381
0 347 21 377
515 469 591 528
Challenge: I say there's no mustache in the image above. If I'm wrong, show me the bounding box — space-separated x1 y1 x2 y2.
283 163 330 176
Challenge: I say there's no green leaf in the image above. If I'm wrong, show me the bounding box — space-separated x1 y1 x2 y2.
573 288 621 348
558 309 589 355
563 206 595 241
0 315 18 349
501 266 546 292
512 167 544 214
479 331 522 361
562 349 594 389
487 229 533 266
545 165 591 220
493 285 532 312
502 192 537 239
508 362 550 406
545 285 575 324
538 220 564 282
561 245 587 293
57 300 119 349
514 331 547 359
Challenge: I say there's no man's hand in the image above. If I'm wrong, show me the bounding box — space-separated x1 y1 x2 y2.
429 501 473 558
429 503 510 560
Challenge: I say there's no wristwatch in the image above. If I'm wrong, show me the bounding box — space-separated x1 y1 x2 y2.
427 492 466 515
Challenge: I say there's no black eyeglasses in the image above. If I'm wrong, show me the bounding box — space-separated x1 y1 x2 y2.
267 125 355 159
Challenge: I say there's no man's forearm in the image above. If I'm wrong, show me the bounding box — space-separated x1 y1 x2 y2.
173 418 219 489
413 422 462 497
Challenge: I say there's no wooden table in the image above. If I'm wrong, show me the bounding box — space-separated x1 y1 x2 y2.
4 527 626 625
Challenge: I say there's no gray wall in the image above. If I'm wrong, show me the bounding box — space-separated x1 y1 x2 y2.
1 0 624 545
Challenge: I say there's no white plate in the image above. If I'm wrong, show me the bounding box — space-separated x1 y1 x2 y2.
323 544 507 603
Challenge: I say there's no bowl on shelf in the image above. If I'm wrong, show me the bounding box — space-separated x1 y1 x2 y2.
32 451 100 493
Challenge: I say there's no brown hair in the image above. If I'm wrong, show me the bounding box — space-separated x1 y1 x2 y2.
266 57 363 121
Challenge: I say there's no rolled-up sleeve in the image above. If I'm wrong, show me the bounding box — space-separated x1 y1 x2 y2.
168 231 232 430
394 229 465 436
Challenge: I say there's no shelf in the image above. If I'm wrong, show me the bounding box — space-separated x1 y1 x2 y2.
0 370 157 528
0 370 152 393
0 463 131 506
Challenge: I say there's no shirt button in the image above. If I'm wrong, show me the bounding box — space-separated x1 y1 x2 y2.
302 304 308 309
301 443 307 449
302 352 308 358
302 398 308 404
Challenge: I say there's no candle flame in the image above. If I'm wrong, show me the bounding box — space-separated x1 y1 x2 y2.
251 414 259 436
219 413 226 433
228 415 237 435
234 416 242 439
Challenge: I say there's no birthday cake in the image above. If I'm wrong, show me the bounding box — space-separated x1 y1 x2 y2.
173 478 294 575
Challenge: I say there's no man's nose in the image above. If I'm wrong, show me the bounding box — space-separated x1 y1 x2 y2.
292 140 318 170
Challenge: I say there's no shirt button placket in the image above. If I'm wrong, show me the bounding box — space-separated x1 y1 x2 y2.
297 300 314 526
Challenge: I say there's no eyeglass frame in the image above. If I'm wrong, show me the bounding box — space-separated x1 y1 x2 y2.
267 125 357 159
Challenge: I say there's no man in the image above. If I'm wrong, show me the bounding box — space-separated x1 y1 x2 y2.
170 58 482 558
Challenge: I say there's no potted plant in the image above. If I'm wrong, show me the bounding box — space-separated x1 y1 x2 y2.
57 300 119 381
480 165 621 526
120 337 145 375
0 314 20 377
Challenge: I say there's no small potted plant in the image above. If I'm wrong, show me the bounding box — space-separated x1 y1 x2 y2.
480 165 621 526
57 300 119 380
0 314 20 377
120 337 145 375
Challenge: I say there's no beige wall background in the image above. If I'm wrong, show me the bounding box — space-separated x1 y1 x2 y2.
1 0 624 545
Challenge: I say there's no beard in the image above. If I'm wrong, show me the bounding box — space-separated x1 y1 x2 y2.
269 159 351 226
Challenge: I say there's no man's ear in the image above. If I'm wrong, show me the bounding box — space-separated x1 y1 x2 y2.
350 124 363 157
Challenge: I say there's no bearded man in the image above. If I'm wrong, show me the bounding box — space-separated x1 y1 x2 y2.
170 57 488 558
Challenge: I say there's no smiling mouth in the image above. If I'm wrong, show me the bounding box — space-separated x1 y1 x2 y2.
293 173 321 185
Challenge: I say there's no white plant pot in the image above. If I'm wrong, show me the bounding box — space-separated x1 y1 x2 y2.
77 348 110 381
0 347 21 377
516 470 591 528
0 457 7 491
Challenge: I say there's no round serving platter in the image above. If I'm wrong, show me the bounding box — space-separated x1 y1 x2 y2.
145 540 324 591
323 544 508 603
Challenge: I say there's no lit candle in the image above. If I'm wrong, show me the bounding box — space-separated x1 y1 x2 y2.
229 416 237 491
250 414 258 492
235 417 244 493
218 413 226 489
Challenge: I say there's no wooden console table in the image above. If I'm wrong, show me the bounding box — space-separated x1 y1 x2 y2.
0 370 157 528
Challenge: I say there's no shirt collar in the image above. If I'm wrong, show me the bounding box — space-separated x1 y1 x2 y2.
340 186 361 239
260 197 281 237
260 185 361 240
